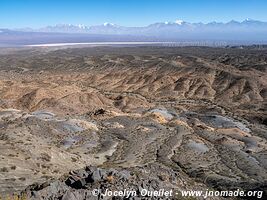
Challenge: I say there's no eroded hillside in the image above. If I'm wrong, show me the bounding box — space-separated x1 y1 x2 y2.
0 46 266 199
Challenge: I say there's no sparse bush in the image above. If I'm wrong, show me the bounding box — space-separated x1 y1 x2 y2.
0 167 9 172
10 166 16 170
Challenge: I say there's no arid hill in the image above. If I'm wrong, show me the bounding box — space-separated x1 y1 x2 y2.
0 46 266 199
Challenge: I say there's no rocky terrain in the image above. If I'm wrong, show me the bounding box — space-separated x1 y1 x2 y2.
0 46 266 199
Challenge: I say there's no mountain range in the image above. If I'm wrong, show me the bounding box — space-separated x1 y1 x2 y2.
1 19 267 46
14 19 267 35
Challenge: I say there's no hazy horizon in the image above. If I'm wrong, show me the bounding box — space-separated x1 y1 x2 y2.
1 0 267 46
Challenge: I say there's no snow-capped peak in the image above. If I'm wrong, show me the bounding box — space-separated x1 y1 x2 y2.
103 22 115 26
78 24 86 29
175 19 184 25
54 24 75 27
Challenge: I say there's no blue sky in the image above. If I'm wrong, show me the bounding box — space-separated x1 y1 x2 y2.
1 0 267 28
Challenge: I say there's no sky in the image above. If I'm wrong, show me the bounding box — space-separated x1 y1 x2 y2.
1 0 267 28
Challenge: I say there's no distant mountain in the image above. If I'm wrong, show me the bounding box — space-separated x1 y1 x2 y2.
39 24 90 33
1 19 267 46
34 19 267 35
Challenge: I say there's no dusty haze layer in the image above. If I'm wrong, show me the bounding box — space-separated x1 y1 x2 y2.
0 46 266 199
